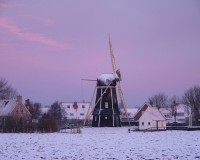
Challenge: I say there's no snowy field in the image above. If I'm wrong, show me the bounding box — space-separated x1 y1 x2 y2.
0 127 200 160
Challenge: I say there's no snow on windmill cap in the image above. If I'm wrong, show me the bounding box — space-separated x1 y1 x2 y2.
98 73 117 86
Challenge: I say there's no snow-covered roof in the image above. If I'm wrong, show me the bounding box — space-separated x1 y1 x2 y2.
134 103 166 121
0 100 17 116
159 107 171 114
40 106 50 114
176 104 189 112
98 73 116 86
145 107 166 121
126 108 139 117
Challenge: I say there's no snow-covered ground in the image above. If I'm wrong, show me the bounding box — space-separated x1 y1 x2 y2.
0 127 200 160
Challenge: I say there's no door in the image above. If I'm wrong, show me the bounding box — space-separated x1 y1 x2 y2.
156 121 158 130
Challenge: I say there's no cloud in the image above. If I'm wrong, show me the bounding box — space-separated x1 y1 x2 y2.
0 17 69 49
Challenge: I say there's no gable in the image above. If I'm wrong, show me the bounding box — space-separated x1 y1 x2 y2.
133 103 149 121
11 102 31 116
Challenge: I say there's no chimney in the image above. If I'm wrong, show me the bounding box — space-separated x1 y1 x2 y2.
17 96 22 103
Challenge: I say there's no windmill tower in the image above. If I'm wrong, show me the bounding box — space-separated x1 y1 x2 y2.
92 73 121 127
84 35 128 127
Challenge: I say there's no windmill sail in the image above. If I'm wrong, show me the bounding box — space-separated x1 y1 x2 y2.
108 35 129 119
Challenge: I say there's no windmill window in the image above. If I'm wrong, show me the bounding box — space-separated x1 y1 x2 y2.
70 113 74 116
105 102 108 108
21 109 24 113
105 117 107 119
82 105 85 109
80 113 84 116
67 105 70 108
176 113 184 116
95 116 97 121
142 122 144 126
148 122 150 126
16 109 19 113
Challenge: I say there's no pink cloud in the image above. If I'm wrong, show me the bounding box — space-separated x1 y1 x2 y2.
0 17 68 49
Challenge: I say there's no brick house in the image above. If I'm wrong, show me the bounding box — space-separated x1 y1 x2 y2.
0 96 31 129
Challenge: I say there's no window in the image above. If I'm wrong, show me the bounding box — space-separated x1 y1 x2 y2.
16 109 19 113
148 122 150 126
70 113 74 116
105 102 108 108
95 116 97 121
142 122 144 126
82 105 85 109
105 117 107 119
80 113 84 116
176 113 184 117
21 109 24 113
67 105 70 108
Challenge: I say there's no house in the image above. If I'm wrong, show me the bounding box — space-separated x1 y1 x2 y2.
0 96 31 121
0 96 31 130
159 104 191 125
60 101 91 120
159 107 174 124
133 103 166 131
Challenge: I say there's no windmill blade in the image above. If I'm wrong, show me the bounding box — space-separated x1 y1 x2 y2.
118 81 129 118
84 82 97 125
108 35 129 119
108 34 117 74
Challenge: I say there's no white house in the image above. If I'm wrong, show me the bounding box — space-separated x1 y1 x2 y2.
133 103 166 131
60 101 91 120
159 107 174 124
159 104 191 125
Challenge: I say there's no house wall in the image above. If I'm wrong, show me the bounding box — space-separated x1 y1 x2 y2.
159 104 190 124
60 102 91 120
139 111 153 130
152 120 166 129
11 97 31 121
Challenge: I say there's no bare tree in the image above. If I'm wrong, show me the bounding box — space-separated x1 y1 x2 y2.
32 103 42 119
168 95 181 106
0 78 18 99
148 93 168 108
25 99 42 119
48 101 65 126
182 85 200 125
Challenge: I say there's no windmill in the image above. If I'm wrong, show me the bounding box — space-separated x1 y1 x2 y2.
83 35 128 126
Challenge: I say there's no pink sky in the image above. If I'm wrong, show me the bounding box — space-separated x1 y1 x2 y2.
0 0 200 107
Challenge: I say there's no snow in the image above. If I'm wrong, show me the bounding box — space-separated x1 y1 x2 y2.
0 127 200 160
98 74 116 85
